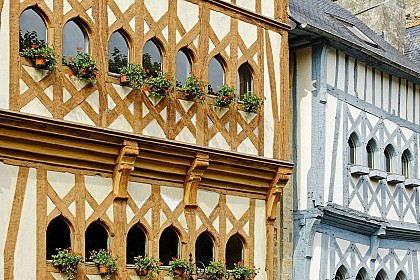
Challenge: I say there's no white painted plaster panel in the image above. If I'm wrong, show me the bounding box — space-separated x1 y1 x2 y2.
347 57 355 95
324 94 337 205
22 65 48 83
237 137 258 155
143 119 165 138
177 0 198 33
366 111 379 126
336 238 350 255
21 98 53 118
407 82 414 123
263 49 274 158
128 182 151 208
0 163 19 275
261 0 275 18
238 21 257 49
226 195 250 220
254 200 267 280
86 90 100 114
63 0 72 15
295 47 313 210
175 126 196 144
197 190 219 217
336 51 345 92
400 80 407 119
390 76 400 115
333 101 344 205
85 176 112 205
14 168 37 280
64 106 95 126
47 171 75 199
310 233 323 280
209 132 230 150
327 48 336 86
356 62 366 98
237 0 255 12
383 119 398 137
144 0 168 22
382 73 390 111
109 114 133 133
365 66 373 104
374 70 381 108
268 30 281 119
161 186 183 212
209 10 230 41
114 0 134 13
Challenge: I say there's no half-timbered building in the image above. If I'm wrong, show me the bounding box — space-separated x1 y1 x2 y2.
0 0 293 279
290 0 420 279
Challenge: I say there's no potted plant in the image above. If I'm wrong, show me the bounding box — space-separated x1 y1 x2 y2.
89 249 118 280
133 255 162 278
180 72 207 103
168 257 195 277
51 248 84 280
20 42 59 73
232 262 259 280
119 63 147 89
241 92 264 113
143 71 176 99
206 260 227 280
63 48 101 85
212 84 236 107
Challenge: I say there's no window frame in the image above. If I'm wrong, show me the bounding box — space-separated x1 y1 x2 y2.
237 63 254 100
208 55 226 94
108 29 130 74
62 19 89 58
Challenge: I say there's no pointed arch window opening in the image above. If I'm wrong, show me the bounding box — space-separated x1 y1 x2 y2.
19 8 47 51
62 20 89 59
401 149 411 178
176 49 192 86
208 56 225 94
366 139 377 169
159 227 180 266
143 39 162 77
348 133 359 165
225 234 244 270
195 232 214 267
126 224 147 264
46 216 72 260
108 30 129 74
85 221 109 258
236 63 253 100
334 265 347 280
384 145 395 173
356 268 368 280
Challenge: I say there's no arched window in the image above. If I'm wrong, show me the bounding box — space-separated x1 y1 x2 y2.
376 269 388 280
225 234 243 270
334 265 347 280
176 49 192 85
348 132 359 165
356 268 368 280
19 8 47 51
395 271 406 280
62 20 88 58
208 56 225 94
159 227 179 265
85 222 108 257
143 39 162 77
401 149 412 177
384 145 395 173
108 30 129 73
195 232 214 266
366 139 377 169
46 217 71 259
237 63 253 100
126 224 147 264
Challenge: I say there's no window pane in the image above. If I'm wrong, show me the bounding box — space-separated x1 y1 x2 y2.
208 57 225 93
126 225 146 264
225 235 243 270
195 232 214 266
385 147 392 173
19 9 47 50
348 138 355 164
143 40 162 77
85 222 108 257
237 64 253 100
367 143 373 168
108 31 129 73
176 50 192 85
63 20 88 58
159 227 179 265
46 217 71 259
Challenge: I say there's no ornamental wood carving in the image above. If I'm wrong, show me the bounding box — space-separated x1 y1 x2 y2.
113 140 139 198
266 166 291 220
183 152 209 206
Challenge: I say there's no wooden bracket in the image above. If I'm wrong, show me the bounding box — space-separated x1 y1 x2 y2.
113 140 139 199
183 153 209 207
266 166 291 220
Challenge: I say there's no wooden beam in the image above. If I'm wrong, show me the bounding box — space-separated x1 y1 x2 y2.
112 140 139 198
183 153 209 206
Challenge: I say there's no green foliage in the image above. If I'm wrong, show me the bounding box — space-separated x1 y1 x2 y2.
205 260 227 280
63 49 101 85
51 248 84 280
232 262 259 280
180 72 207 103
20 42 59 73
143 71 176 98
108 47 128 73
212 84 236 107
168 258 196 277
142 53 161 78
19 30 43 52
133 255 161 279
119 63 147 90
241 92 264 113
89 249 118 280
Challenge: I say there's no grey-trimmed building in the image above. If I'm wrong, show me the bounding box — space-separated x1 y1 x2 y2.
289 0 420 279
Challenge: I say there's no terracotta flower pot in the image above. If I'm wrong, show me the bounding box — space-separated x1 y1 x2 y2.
35 56 47 68
136 268 148 276
120 74 128 85
99 265 108 274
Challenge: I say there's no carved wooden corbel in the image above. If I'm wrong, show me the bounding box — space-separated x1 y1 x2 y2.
266 166 291 220
113 140 139 199
183 153 209 207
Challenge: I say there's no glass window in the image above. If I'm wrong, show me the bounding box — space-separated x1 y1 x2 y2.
401 149 411 177
348 133 358 165
108 30 129 73
334 265 347 280
225 234 243 270
143 39 162 77
237 63 253 100
62 20 88 58
356 268 368 280
375 270 387 280
159 227 179 265
367 139 377 169
126 224 147 264
208 56 225 94
85 222 109 257
395 271 406 280
176 49 192 86
385 145 394 173
46 217 71 259
195 232 214 266
19 8 47 51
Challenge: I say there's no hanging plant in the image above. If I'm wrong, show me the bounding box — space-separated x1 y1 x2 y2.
20 42 59 73
63 48 101 85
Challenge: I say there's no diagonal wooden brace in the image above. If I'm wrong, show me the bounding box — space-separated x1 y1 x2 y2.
183 153 209 207
113 140 139 199
266 166 291 220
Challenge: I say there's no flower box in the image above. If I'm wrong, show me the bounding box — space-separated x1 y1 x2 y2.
120 73 129 85
35 56 47 68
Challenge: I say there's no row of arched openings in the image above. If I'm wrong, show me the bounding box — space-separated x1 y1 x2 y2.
20 8 255 99
348 132 413 177
47 216 244 269
335 265 406 280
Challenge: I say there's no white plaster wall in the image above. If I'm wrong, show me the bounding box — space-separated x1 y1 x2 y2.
382 73 390 112
326 48 336 86
144 0 168 22
347 57 356 95
309 233 323 280
253 200 266 280
407 82 414 123
390 76 399 115
374 70 381 108
356 62 366 98
261 0 275 18
14 168 37 280
400 80 407 118
365 66 373 104
336 51 345 92
236 0 256 13
295 47 313 210
0 0 10 109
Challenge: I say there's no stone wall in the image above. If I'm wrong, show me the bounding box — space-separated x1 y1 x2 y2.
406 0 420 25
